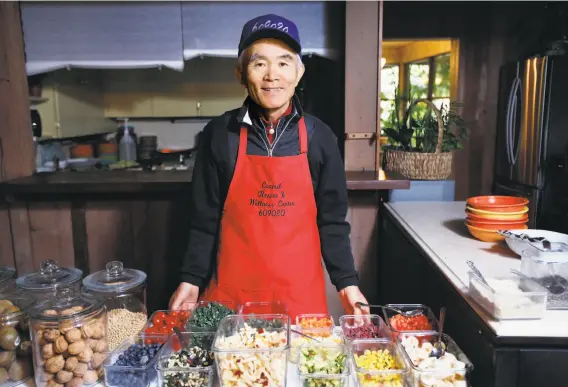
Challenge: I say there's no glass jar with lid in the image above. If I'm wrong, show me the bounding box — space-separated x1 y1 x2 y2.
82 261 148 351
29 286 108 386
15 260 83 301
0 265 16 293
0 293 35 384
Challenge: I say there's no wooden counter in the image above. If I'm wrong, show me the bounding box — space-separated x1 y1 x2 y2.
0 169 409 197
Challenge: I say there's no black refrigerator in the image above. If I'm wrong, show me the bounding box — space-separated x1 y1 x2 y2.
494 55 568 232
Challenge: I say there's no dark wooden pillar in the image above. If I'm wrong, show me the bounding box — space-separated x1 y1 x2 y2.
0 2 35 271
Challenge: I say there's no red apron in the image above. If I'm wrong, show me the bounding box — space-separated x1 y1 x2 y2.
200 117 328 320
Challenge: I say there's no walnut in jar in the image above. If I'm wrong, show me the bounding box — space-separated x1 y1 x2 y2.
58 320 75 334
94 339 107 353
64 329 81 343
55 370 73 384
43 329 61 343
91 352 106 369
64 357 78 372
54 336 68 354
46 380 63 387
42 343 55 359
45 355 65 374
80 324 95 339
83 370 98 384
43 309 58 317
77 346 93 363
72 362 87 378
66 377 84 387
67 341 85 356
40 371 55 381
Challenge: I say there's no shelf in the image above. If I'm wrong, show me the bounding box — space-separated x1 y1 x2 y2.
29 96 49 106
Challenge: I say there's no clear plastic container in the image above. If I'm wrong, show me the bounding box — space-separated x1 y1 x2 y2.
103 333 165 387
351 339 410 387
339 314 392 342
468 271 548 319
238 301 288 315
184 300 237 332
0 294 35 386
521 248 568 309
397 331 473 387
213 314 290 386
28 286 108 386
296 313 335 337
157 331 216 387
82 261 148 351
297 342 350 387
142 309 194 344
15 260 83 301
290 327 344 364
0 266 16 294
382 304 439 339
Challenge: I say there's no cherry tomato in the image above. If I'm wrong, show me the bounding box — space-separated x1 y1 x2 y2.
152 315 163 326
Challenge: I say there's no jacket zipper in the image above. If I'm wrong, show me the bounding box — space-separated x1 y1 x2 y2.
258 112 297 157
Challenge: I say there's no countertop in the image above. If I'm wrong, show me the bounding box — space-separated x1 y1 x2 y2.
384 201 568 338
0 169 409 196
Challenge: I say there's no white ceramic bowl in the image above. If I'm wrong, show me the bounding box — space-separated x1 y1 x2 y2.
504 229 568 256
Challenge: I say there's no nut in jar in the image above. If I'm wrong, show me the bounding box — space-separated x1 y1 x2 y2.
29 287 109 387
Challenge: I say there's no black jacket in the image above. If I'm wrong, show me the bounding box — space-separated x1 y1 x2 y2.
181 95 360 292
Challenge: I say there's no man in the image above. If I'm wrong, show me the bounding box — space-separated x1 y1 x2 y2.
169 14 370 319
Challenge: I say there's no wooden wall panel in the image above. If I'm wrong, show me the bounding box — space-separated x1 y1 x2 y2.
0 2 35 274
0 205 14 267
85 203 134 273
9 204 33 275
28 202 74 269
344 1 379 171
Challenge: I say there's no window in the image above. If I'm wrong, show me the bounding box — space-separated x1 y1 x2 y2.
380 64 399 133
406 53 451 118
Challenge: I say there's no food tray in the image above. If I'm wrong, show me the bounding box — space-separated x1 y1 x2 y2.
213 314 290 386
295 313 335 336
397 332 473 387
184 300 238 332
103 334 165 387
468 272 548 320
238 300 288 315
351 339 411 387
297 342 351 387
339 314 392 342
289 326 344 364
142 309 193 342
382 304 439 338
156 332 216 387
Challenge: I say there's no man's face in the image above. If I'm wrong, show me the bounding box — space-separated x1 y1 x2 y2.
237 38 305 111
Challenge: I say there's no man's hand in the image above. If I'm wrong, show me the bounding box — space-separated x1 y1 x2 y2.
339 286 370 315
169 282 200 311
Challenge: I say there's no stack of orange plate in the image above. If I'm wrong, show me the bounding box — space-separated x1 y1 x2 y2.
464 196 529 242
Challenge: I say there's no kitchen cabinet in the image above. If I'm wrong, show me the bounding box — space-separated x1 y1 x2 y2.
101 58 246 118
35 72 116 138
378 204 568 387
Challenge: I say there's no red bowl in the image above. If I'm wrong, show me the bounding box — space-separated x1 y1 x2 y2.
466 195 529 212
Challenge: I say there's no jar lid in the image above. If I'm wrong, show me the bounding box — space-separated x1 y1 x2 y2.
0 294 34 321
15 260 83 290
0 266 16 283
29 286 103 321
82 261 147 294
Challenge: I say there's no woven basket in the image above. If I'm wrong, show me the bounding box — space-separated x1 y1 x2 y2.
384 99 454 180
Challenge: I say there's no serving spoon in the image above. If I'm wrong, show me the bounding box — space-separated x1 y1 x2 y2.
356 302 423 317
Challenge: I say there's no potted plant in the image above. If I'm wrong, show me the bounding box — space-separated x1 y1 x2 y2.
382 95 469 180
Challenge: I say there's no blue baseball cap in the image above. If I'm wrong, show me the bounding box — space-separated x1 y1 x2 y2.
238 14 301 57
